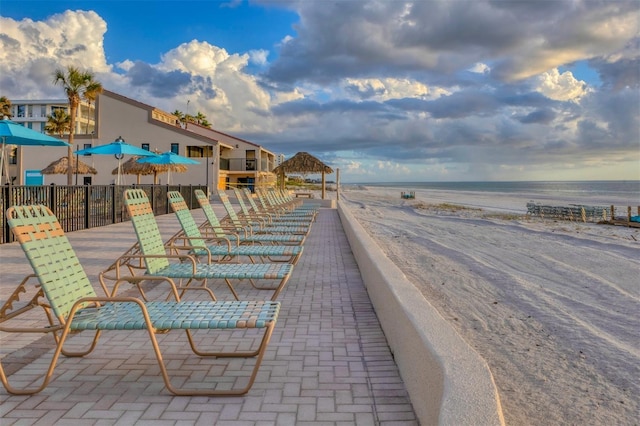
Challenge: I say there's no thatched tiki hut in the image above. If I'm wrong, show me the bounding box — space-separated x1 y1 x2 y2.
272 152 334 199
113 156 188 184
41 156 98 176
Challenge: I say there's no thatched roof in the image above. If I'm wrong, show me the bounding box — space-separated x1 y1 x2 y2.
272 152 333 174
112 157 188 175
41 156 98 175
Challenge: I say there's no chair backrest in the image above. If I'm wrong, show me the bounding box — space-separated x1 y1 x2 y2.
7 205 97 320
264 189 280 207
242 188 262 213
254 189 271 209
194 189 227 238
123 189 170 274
167 191 206 249
232 188 252 216
217 190 242 226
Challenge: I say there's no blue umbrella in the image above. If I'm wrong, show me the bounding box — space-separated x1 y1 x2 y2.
0 119 70 185
76 136 158 185
137 151 199 184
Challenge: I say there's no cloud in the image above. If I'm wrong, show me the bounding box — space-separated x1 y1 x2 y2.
535 69 589 101
1 4 639 182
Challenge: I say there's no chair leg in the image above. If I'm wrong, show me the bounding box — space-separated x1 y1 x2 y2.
0 323 78 395
153 324 276 396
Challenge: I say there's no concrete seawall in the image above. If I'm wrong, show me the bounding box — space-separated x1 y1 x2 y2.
337 201 505 425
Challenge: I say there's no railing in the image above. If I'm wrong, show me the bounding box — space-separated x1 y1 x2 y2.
1 184 207 244
219 158 259 172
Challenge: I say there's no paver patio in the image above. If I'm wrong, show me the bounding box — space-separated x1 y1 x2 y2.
0 205 418 425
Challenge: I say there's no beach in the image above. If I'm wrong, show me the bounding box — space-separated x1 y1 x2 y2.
337 185 639 425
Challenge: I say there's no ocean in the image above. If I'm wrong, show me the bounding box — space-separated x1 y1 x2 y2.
351 181 640 202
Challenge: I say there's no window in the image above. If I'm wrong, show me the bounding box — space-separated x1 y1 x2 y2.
51 106 67 115
142 143 150 151
40 105 46 117
186 145 212 158
83 143 92 156
170 143 179 154
17 105 25 118
8 147 17 165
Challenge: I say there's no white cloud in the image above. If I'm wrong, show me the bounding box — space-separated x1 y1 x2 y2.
468 63 490 74
341 78 450 102
248 49 269 66
0 11 109 73
535 69 589 101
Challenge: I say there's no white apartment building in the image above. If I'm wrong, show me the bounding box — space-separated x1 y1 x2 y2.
8 90 279 191
10 98 96 135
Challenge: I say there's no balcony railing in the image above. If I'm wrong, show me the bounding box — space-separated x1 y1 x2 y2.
219 158 260 172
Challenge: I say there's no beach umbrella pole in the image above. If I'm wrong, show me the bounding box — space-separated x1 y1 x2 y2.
0 139 6 186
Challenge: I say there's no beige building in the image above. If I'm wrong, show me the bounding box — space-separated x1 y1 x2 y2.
8 90 279 191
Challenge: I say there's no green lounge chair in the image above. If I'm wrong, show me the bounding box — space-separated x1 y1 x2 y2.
0 204 279 396
167 191 303 265
106 189 294 301
194 190 306 246
233 188 313 228
255 188 317 217
217 190 310 236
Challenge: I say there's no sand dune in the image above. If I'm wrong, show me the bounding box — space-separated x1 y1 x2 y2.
338 186 639 425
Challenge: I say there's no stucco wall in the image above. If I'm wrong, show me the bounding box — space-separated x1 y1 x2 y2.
337 201 505 425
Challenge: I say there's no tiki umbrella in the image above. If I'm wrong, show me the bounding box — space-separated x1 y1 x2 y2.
113 156 178 184
41 156 98 175
76 136 157 185
272 152 334 199
137 152 199 184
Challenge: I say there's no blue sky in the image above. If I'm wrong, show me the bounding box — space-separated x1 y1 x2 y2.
1 0 638 182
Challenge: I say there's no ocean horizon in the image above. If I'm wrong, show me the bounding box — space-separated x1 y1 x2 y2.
342 180 640 205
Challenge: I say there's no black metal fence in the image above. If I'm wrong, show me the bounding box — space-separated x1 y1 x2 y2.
1 184 207 244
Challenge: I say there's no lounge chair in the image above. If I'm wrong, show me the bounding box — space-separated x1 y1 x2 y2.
167 191 303 265
236 188 314 224
255 188 317 217
217 190 310 236
0 204 280 396
233 188 314 228
103 189 294 301
274 188 321 211
194 190 306 246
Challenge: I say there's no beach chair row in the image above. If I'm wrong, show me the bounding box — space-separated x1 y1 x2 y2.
0 187 318 397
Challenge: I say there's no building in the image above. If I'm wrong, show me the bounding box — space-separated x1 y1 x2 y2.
184 121 279 191
7 90 278 191
10 98 96 135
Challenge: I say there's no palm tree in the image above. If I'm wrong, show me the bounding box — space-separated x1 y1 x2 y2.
0 96 12 119
44 109 71 139
83 81 103 134
53 66 102 184
195 111 206 125
173 109 185 125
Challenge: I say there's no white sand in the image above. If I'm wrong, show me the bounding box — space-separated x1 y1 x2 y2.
336 185 639 426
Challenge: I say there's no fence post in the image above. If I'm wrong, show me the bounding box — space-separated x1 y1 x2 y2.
84 186 90 229
111 185 116 224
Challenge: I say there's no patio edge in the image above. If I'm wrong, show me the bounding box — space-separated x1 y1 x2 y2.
337 202 505 426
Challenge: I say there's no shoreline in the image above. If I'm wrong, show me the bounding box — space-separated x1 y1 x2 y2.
335 185 639 425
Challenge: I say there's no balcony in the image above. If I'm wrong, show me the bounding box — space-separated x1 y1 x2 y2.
219 158 259 172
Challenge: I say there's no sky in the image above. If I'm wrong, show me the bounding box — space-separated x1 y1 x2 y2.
0 0 638 183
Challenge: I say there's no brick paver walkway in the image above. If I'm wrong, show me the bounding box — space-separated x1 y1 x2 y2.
0 206 417 425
